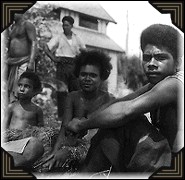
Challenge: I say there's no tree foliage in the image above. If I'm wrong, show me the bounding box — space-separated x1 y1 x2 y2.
119 55 148 91
24 5 59 82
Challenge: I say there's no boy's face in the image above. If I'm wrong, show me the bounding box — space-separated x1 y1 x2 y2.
79 65 102 92
17 78 35 99
142 44 176 84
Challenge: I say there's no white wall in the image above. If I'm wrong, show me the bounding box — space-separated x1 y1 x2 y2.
106 51 118 94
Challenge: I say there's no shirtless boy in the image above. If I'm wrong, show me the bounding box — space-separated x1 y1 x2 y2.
2 71 44 168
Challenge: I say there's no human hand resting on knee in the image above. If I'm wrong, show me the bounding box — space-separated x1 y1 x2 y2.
42 148 70 170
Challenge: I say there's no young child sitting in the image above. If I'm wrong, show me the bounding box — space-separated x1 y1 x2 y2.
2 71 44 168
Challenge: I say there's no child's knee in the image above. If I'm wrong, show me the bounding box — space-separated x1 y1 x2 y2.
24 137 44 161
29 137 44 154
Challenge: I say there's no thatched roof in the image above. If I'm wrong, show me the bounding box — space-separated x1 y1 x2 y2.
73 27 124 53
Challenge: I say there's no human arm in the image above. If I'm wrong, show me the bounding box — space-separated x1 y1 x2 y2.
6 28 11 58
25 22 37 71
44 43 58 63
44 36 60 63
76 35 86 51
87 83 153 119
3 104 13 132
67 78 180 132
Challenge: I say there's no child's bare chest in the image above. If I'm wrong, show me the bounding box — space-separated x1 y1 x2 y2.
13 105 37 121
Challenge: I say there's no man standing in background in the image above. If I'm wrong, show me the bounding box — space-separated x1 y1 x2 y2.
44 16 86 120
7 13 37 102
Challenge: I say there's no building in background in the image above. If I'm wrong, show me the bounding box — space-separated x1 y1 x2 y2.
40 1 125 94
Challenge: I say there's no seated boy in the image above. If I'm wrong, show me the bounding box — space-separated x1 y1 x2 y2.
2 71 44 168
67 24 184 173
42 50 114 170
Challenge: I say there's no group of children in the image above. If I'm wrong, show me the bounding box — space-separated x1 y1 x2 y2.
2 23 184 175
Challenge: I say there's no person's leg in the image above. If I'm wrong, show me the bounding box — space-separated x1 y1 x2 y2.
80 143 111 172
57 91 67 119
123 116 171 172
57 61 79 119
56 62 68 120
80 129 119 172
68 71 80 92
81 115 171 173
98 130 122 172
8 137 44 168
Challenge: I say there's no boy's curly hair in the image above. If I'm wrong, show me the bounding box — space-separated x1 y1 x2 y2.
140 24 183 66
19 71 42 92
74 50 112 81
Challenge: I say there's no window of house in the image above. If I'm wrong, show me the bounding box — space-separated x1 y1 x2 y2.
79 14 98 30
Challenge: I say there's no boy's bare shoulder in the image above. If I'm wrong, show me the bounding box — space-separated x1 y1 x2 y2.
8 101 19 109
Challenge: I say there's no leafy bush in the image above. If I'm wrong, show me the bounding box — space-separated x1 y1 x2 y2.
119 55 148 91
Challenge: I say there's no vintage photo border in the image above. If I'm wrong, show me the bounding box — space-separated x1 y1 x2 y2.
1 1 184 179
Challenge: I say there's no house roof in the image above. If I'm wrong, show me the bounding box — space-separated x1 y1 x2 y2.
53 2 116 23
73 27 124 53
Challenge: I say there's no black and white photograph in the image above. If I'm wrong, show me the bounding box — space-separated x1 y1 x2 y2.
1 1 184 179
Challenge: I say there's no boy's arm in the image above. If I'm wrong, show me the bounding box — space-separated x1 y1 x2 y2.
3 104 13 131
114 83 154 102
68 78 181 132
37 107 44 127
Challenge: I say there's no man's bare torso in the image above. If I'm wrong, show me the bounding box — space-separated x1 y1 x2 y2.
9 22 31 58
71 90 113 118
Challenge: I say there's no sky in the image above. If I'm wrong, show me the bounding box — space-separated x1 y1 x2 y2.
98 1 172 57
